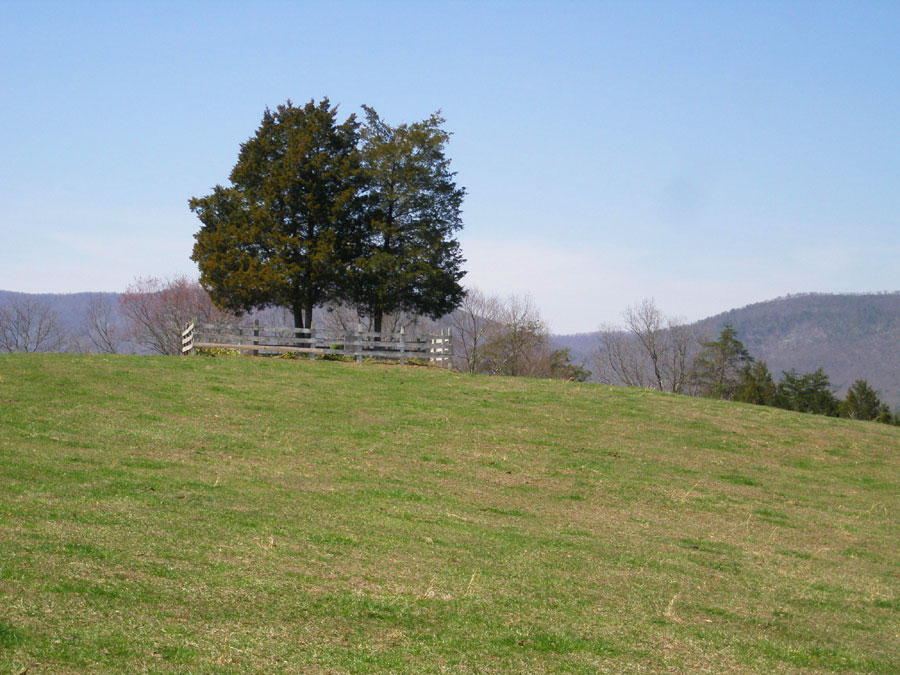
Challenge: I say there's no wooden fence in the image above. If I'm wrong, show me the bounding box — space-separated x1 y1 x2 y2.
181 321 452 366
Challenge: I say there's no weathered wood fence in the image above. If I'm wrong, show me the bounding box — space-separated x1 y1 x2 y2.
181 321 452 366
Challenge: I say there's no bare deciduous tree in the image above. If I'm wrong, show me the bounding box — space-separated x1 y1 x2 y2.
119 276 237 355
320 303 431 334
0 296 67 353
446 287 504 373
478 295 548 377
662 320 697 394
594 299 698 393
84 295 121 354
447 291 587 379
624 299 666 390
320 303 361 332
594 324 653 388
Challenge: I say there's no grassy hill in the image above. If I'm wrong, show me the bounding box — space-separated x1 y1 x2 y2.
1 355 898 673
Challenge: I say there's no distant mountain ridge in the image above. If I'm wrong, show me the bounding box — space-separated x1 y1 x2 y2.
553 292 900 408
693 293 900 407
0 290 120 332
0 289 130 353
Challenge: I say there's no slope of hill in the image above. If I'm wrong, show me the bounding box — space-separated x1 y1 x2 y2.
1 354 897 672
553 293 900 407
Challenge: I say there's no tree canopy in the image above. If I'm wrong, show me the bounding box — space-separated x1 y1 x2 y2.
349 107 465 332
839 379 885 421
692 324 753 400
734 360 777 406
776 367 839 416
190 98 465 329
190 99 363 329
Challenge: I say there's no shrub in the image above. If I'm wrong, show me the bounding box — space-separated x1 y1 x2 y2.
196 347 241 357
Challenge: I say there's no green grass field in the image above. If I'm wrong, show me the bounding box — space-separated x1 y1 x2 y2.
1 354 898 673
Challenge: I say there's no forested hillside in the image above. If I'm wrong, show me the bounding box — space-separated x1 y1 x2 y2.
693 293 900 407
0 290 119 333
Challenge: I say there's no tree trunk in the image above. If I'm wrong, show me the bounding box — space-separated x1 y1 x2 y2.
292 302 305 329
305 306 313 331
373 311 383 335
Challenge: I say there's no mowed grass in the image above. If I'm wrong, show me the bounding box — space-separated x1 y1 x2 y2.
0 354 898 673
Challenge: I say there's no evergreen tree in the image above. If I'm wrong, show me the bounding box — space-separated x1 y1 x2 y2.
874 404 895 425
349 107 466 332
692 324 753 400
840 379 884 421
734 360 777 405
775 368 839 416
546 348 592 382
190 99 363 329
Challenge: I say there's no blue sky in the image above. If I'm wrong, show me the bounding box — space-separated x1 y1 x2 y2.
1 1 898 332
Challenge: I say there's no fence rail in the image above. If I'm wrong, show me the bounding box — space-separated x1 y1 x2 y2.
181 321 451 366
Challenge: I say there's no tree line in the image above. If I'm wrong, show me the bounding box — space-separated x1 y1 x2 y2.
594 299 898 425
0 279 587 383
2 97 894 417
1 284 896 423
0 279 233 356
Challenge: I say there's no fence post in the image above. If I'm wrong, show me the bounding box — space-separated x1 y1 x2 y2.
252 319 259 357
181 318 196 356
400 326 406 365
356 323 363 362
445 327 452 369
308 326 316 360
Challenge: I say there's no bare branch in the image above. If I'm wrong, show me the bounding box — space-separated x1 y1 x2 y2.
0 296 67 353
445 287 504 373
623 299 665 390
85 296 121 354
593 299 699 393
119 276 238 355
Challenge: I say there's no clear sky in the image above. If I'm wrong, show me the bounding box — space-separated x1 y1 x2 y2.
1 0 898 333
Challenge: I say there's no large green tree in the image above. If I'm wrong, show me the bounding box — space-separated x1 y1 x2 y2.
775 367 839 416
190 99 363 329
692 324 753 400
734 360 777 406
348 107 466 333
839 379 884 421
